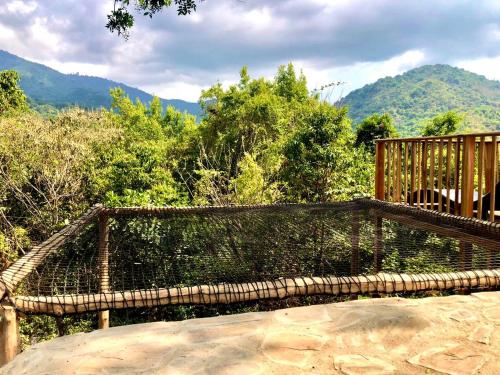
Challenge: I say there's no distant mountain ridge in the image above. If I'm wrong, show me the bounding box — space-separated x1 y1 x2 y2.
2 52 498 134
342 64 500 135
0 50 202 116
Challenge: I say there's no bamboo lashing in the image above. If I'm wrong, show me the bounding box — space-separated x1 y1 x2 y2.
12 269 500 316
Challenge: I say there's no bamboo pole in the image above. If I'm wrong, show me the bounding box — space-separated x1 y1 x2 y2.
461 135 475 218
454 138 461 215
397 141 402 202
430 141 435 209
374 211 499 252
422 141 428 209
98 214 110 329
375 141 386 200
478 137 485 219
386 142 392 201
446 141 452 213
392 142 398 202
0 303 19 366
416 142 421 207
404 142 409 205
11 269 500 316
411 142 416 205
489 136 498 222
438 140 443 212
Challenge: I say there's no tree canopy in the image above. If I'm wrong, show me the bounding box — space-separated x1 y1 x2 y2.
354 113 397 153
0 70 28 116
107 0 200 37
421 111 463 136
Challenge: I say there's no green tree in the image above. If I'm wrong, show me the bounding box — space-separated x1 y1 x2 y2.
274 63 309 103
107 0 199 37
194 65 301 204
354 113 397 153
422 111 464 136
101 88 195 206
0 70 28 116
281 103 370 202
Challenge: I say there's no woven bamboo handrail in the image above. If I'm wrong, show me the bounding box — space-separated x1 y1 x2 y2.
12 269 500 315
0 205 103 295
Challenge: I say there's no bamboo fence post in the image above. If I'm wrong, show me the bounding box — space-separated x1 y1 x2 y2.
404 142 409 205
429 141 435 209
438 140 443 212
392 142 398 201
0 303 19 366
375 141 386 200
98 213 110 329
446 140 452 213
477 137 485 219
386 142 392 201
454 138 461 215
489 136 498 222
421 141 428 209
416 142 421 207
459 136 476 272
396 141 402 202
461 135 476 218
485 139 494 195
410 142 417 205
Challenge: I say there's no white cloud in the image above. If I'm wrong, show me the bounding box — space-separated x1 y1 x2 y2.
2 0 37 15
294 50 427 101
43 60 110 77
29 17 63 53
141 81 206 101
0 0 498 102
455 56 500 81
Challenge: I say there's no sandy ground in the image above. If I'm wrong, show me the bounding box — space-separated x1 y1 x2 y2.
2 292 500 375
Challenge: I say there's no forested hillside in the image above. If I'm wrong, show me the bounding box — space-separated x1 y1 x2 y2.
0 50 201 116
342 64 500 135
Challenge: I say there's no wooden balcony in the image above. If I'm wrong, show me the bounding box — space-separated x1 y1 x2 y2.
375 132 500 222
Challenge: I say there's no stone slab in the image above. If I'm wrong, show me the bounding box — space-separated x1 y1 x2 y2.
2 291 500 374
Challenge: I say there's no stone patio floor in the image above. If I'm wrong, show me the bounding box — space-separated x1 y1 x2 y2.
2 291 500 374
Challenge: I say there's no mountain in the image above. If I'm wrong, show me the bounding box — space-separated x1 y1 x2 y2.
0 50 202 116
342 64 500 136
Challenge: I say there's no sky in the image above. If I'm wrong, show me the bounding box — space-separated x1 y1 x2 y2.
0 0 499 102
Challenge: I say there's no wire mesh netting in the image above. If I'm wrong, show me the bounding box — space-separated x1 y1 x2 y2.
1 199 499 315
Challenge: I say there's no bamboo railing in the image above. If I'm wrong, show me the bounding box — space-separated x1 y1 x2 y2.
375 132 500 221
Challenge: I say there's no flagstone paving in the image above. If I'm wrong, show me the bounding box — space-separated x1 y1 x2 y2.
2 291 499 374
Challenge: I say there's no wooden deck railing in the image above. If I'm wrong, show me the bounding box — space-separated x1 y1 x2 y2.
375 132 500 221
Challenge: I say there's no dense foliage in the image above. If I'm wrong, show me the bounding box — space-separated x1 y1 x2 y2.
0 50 200 115
107 0 199 38
0 63 474 348
354 113 398 153
422 111 463 136
0 70 28 116
343 64 500 136
0 63 373 269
